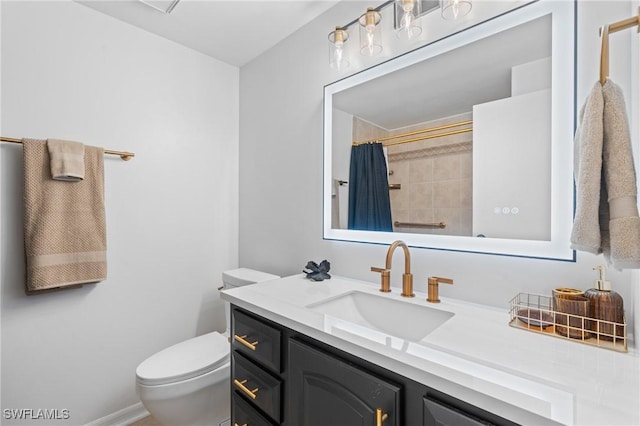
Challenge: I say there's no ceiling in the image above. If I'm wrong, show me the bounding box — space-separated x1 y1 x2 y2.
76 0 341 67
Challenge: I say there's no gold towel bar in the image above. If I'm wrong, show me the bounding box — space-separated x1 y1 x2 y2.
600 8 640 85
1 137 135 161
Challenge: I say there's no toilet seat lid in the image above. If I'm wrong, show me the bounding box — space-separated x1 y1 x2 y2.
136 331 229 386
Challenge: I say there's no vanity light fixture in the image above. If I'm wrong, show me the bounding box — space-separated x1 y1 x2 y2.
327 0 470 68
440 0 472 20
328 26 350 70
395 0 422 40
359 7 383 56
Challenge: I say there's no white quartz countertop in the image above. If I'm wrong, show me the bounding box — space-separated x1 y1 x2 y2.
221 274 639 426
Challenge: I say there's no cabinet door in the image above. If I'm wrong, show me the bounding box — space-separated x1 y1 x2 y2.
288 339 400 426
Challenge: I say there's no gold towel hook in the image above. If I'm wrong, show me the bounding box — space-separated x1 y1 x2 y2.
599 8 640 85
599 23 610 85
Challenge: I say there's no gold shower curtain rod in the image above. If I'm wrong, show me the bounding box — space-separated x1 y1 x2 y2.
1 137 135 161
600 8 640 85
352 120 472 147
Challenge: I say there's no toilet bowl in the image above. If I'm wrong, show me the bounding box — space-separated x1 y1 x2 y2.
135 268 279 426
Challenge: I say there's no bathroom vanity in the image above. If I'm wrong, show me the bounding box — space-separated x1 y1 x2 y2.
231 305 517 425
222 275 639 426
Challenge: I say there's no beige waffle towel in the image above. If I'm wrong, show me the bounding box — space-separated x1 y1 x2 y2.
47 139 85 181
23 139 107 292
602 80 640 268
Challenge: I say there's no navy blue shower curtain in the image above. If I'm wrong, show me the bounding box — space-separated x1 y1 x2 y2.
348 143 393 231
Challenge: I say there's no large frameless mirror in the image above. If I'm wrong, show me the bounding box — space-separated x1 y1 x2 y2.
323 1 575 260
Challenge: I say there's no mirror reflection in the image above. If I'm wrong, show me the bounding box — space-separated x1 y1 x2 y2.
323 1 575 260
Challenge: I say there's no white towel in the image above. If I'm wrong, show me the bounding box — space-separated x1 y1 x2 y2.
47 138 85 181
571 80 640 268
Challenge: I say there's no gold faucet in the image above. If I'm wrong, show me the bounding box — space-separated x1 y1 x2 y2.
371 240 414 297
427 276 453 303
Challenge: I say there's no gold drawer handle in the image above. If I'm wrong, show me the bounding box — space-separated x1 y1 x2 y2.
234 378 259 400
234 423 247 426
376 408 389 426
234 334 259 351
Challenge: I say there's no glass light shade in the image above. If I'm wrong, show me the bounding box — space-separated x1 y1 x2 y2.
358 8 382 56
395 0 422 40
440 0 472 20
328 27 349 70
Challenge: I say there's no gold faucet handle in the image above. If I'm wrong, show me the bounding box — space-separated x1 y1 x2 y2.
429 276 453 285
371 266 391 293
427 276 453 303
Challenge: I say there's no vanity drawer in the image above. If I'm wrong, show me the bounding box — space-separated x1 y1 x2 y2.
423 393 518 426
423 397 491 426
232 308 282 372
232 392 276 426
232 351 282 423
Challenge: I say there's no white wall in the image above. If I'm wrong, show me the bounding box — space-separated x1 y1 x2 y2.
331 108 352 229
0 1 239 424
240 0 637 341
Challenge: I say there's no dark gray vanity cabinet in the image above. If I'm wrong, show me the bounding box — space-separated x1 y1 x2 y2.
288 338 401 426
231 308 283 425
230 306 518 426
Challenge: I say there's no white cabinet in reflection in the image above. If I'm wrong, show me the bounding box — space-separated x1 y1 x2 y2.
472 88 551 240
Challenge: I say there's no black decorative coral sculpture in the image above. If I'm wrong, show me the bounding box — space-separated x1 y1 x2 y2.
303 260 331 281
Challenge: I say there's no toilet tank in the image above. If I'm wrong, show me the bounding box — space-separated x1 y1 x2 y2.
221 268 279 334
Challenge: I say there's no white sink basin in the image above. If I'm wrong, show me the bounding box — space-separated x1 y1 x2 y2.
307 291 454 342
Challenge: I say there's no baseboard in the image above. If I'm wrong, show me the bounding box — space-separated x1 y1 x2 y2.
85 402 149 426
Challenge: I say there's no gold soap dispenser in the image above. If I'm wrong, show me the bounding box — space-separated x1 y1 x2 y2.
583 265 625 340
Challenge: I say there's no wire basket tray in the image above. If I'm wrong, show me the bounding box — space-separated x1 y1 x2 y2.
509 293 627 353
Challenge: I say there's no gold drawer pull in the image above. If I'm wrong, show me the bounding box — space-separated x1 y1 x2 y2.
234 423 247 426
234 378 259 400
234 334 259 351
376 408 389 426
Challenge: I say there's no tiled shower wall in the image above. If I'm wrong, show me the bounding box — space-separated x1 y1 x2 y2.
353 113 473 236
352 113 473 236
353 116 389 143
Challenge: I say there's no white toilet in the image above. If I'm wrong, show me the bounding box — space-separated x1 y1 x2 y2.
135 268 279 426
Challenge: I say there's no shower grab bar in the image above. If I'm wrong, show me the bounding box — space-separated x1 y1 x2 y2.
394 221 446 229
